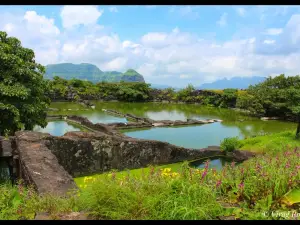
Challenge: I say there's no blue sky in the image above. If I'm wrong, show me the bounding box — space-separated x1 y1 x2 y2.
1 5 300 87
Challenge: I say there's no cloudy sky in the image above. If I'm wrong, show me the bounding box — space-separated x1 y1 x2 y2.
1 5 300 87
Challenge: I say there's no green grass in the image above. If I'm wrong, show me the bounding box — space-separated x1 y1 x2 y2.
75 162 184 187
239 130 300 154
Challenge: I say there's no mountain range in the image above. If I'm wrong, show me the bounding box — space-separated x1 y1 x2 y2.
45 63 266 89
45 63 145 83
197 76 266 90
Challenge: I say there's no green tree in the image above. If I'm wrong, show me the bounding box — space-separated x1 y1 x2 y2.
0 31 50 136
237 74 300 138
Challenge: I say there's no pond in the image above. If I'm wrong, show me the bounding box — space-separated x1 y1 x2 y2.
189 156 242 171
42 101 296 148
33 120 83 136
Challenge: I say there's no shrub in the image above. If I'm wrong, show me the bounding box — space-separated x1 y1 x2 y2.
220 137 240 152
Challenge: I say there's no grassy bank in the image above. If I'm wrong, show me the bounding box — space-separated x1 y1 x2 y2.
239 130 300 154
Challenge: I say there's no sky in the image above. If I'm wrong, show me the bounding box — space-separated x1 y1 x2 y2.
1 5 300 87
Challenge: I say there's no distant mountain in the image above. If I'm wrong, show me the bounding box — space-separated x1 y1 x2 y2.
45 63 103 82
198 76 266 90
45 63 145 83
120 69 145 82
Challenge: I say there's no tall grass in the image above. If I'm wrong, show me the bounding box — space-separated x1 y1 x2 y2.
78 147 300 220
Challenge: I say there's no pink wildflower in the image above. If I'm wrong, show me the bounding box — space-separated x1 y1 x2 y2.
238 182 245 190
240 168 244 175
231 161 236 168
216 179 222 188
202 169 208 180
205 160 210 169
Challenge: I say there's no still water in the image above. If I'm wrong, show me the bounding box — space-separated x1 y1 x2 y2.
189 157 241 171
33 120 82 136
37 101 296 148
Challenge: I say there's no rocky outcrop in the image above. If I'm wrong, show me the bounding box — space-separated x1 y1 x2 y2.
15 131 77 196
102 109 220 128
44 131 255 177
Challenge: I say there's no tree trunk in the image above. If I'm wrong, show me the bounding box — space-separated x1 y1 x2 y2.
296 116 300 139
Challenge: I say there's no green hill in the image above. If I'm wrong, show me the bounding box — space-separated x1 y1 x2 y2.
45 63 145 83
121 69 145 82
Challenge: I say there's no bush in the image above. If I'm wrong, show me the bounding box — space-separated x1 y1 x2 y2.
220 137 240 152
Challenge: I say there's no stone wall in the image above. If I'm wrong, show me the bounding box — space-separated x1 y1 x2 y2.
14 131 78 196
45 131 254 177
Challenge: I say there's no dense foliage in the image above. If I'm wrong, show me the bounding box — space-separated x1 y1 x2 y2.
0 31 50 136
48 78 238 108
48 77 151 102
237 75 300 137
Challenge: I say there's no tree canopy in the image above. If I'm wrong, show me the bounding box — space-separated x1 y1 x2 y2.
0 31 50 136
237 74 300 137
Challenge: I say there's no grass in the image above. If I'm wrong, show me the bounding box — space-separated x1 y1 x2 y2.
239 130 300 154
75 162 184 187
77 148 300 220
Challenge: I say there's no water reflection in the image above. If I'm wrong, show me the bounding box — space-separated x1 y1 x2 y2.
189 157 241 171
33 121 81 136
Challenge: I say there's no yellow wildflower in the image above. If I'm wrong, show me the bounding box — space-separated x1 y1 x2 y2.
171 172 179 178
163 168 171 173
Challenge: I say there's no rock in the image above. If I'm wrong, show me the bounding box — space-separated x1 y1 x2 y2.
15 131 78 196
213 119 223 122
261 117 280 120
218 216 237 220
152 123 165 127
0 138 13 157
35 212 89 220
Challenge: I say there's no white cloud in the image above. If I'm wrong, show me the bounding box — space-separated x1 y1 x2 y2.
236 8 246 17
102 57 128 71
109 7 118 13
3 8 300 86
0 10 61 65
263 39 276 44
3 23 14 32
60 6 103 29
217 13 227 27
24 11 60 36
264 28 283 35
